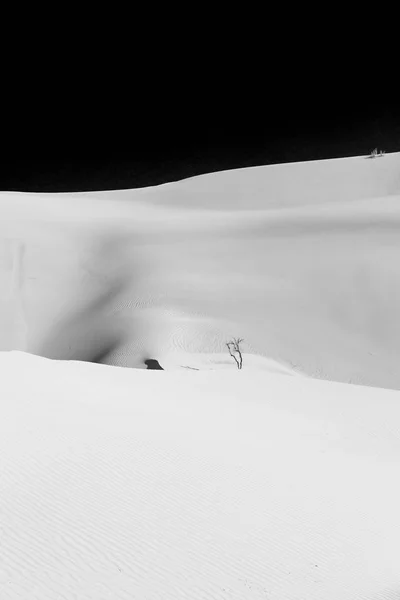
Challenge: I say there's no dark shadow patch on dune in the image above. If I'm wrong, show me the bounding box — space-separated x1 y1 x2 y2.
90 339 124 364
31 280 129 363
144 359 164 370
28 234 135 365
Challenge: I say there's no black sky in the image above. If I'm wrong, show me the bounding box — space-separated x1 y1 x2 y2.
0 78 398 192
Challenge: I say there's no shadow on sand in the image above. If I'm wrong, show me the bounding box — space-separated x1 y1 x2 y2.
144 359 164 370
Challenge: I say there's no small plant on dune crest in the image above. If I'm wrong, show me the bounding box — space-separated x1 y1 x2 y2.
369 148 385 158
226 337 244 370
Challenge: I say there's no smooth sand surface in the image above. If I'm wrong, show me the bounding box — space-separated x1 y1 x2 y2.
1 153 400 387
1 351 400 599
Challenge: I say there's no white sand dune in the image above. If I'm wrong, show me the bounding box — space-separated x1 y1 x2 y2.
1 154 400 598
1 351 400 599
1 153 400 386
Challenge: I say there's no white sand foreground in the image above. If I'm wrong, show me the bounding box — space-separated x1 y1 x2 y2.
1 351 400 599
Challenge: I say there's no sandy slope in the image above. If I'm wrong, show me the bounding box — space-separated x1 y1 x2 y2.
1 153 400 388
1 351 400 599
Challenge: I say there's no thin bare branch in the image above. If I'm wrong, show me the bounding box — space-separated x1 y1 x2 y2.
226 338 244 369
